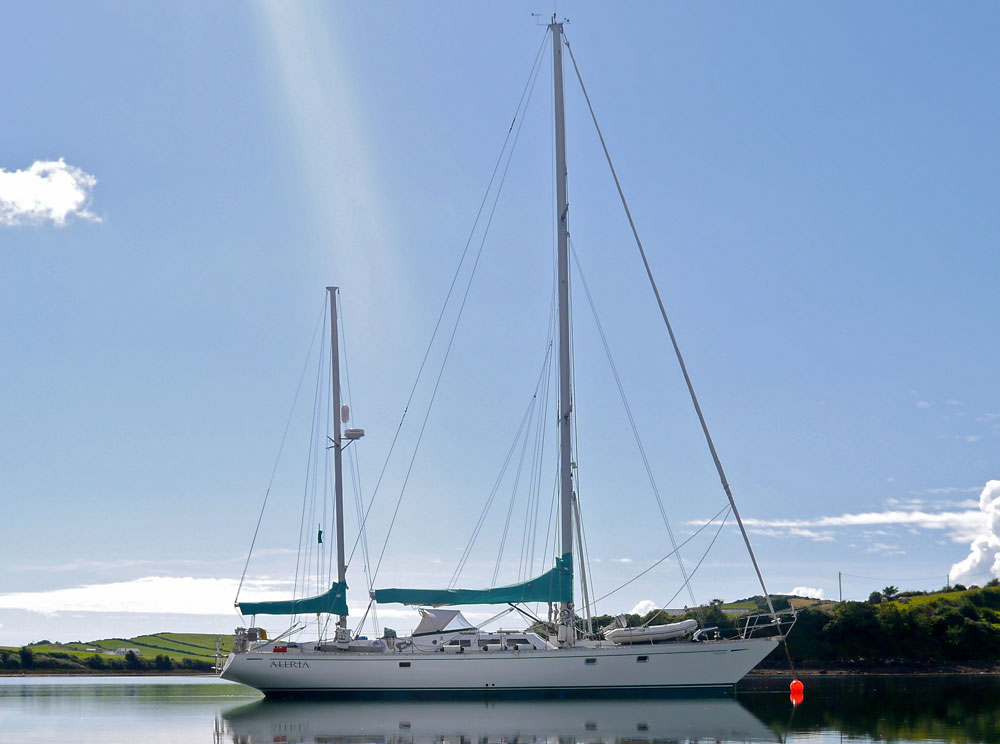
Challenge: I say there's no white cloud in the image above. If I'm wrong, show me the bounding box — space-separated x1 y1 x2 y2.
0 576 290 616
749 527 835 542
789 586 824 599
866 543 906 555
731 508 986 542
789 528 835 542
917 401 931 409
630 599 658 615
610 558 633 564
965 435 981 443
950 481 1000 585
0 159 100 226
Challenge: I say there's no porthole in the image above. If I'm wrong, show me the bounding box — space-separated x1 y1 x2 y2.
585 658 597 665
637 655 649 663
399 661 411 668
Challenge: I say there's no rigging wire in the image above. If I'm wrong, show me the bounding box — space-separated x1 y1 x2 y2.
450 343 554 587
293 299 329 606
581 503 731 612
564 33 778 622
645 509 731 626
841 571 993 583
369 32 550 590
575 492 598 619
493 393 540 587
346 30 550 572
336 294 378 634
519 271 557 583
235 300 326 605
569 241 696 606
518 332 555 581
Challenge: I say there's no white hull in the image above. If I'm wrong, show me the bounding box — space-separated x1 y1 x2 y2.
221 637 778 696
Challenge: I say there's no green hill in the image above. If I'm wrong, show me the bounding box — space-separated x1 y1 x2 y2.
0 632 233 673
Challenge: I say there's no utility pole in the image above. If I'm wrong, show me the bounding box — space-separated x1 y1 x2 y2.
839 571 842 603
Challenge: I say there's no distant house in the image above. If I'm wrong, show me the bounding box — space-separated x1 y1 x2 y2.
108 648 141 656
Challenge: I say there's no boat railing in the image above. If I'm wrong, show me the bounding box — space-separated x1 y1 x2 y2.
737 609 797 640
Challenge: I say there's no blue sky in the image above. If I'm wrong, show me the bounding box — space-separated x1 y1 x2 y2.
1 1 998 646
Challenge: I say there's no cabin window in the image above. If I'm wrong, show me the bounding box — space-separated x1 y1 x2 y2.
399 661 411 668
637 655 649 663
585 658 597 665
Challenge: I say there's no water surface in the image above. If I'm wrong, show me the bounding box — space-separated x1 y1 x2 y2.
2 673 998 743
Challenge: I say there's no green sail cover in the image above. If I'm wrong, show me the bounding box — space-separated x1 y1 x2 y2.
374 553 572 606
238 581 348 617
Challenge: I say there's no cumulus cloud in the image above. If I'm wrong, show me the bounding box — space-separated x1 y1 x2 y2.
950 481 1000 585
0 158 100 226
789 586 824 599
610 558 633 564
630 599 658 615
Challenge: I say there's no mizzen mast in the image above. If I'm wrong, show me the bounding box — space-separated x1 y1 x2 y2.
550 17 576 647
327 286 349 635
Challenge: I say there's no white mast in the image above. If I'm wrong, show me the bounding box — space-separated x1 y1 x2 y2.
551 17 575 647
327 286 348 633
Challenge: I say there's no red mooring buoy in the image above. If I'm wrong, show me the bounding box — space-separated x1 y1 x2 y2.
790 678 804 694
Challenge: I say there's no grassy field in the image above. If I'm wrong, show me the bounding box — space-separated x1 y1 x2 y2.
1 632 233 664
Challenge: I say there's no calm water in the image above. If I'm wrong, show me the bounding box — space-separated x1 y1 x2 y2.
1 674 999 743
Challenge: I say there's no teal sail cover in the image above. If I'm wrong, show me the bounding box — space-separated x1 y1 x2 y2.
374 553 572 606
238 582 348 617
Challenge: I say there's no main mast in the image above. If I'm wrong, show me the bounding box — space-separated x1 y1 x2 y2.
327 286 348 634
551 17 575 647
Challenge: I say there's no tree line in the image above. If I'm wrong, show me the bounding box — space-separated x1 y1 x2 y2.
0 646 214 672
592 582 1000 667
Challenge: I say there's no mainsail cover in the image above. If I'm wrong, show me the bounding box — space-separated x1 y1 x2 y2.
374 553 572 606
238 581 348 616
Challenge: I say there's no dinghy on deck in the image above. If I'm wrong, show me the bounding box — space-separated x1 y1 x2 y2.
605 619 698 645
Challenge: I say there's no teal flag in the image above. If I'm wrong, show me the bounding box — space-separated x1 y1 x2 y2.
317 527 324 544
374 553 572 607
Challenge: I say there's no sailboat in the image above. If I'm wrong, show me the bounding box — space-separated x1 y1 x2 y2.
221 18 790 697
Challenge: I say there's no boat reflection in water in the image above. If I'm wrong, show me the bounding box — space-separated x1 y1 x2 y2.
219 697 778 744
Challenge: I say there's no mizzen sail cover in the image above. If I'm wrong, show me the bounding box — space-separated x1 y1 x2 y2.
238 581 348 616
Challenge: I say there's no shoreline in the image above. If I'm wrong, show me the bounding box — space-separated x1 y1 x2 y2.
749 664 1000 677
